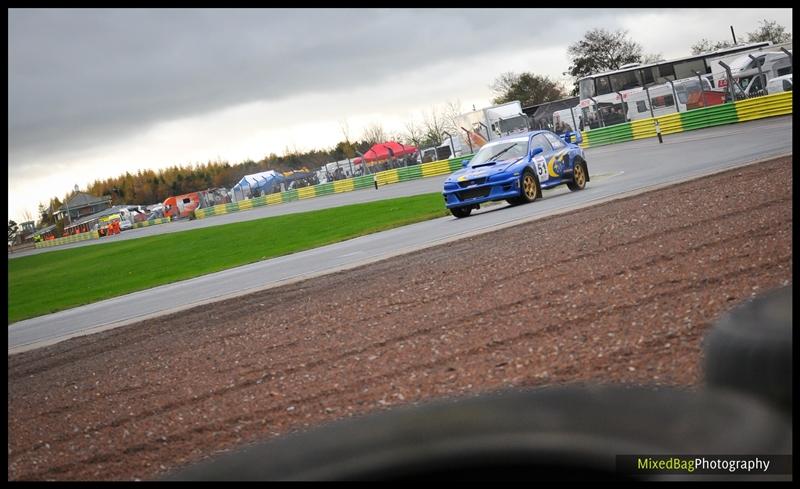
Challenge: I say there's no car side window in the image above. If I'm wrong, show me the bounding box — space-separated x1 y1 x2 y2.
544 132 566 150
530 134 552 154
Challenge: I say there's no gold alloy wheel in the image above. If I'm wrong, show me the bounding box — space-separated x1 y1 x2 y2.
574 163 585 188
523 174 536 199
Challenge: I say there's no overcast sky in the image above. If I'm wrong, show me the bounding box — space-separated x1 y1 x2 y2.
8 8 792 223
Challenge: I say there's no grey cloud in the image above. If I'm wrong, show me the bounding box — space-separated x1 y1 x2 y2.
9 8 630 164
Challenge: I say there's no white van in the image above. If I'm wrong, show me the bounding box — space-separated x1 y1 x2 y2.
766 75 793 94
726 51 792 96
116 208 133 231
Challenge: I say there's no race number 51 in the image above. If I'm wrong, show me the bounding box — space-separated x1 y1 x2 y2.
533 155 549 181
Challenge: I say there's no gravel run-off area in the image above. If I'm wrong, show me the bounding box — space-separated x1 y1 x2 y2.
8 156 792 480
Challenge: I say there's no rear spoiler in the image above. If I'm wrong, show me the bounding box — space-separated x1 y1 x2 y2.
560 131 583 145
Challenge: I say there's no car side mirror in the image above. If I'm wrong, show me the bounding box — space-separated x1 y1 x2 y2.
461 159 470 168
530 147 544 158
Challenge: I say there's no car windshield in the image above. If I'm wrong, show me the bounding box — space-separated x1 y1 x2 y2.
469 140 528 167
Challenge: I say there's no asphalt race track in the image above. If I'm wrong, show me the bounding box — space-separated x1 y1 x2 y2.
8 116 792 353
9 116 793 260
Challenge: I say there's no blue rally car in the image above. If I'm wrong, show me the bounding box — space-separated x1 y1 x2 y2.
442 130 589 218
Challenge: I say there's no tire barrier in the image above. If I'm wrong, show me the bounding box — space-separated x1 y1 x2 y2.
34 230 100 249
195 155 475 219
165 384 792 480
579 91 792 149
704 285 792 415
131 217 172 229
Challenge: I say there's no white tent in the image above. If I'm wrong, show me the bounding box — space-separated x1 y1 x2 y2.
232 170 285 202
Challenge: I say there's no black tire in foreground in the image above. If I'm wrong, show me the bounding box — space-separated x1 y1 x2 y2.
449 206 472 219
164 385 790 481
703 285 792 415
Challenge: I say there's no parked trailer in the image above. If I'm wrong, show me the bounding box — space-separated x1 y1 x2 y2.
622 77 725 120
163 188 230 219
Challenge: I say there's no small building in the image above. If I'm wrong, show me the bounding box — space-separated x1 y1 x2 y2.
16 221 37 244
64 204 145 235
33 224 57 241
56 192 112 223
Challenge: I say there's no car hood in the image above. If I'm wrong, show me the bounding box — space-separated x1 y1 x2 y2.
448 159 520 181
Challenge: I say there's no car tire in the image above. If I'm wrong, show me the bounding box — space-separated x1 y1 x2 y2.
506 197 524 206
703 285 792 415
450 206 472 219
520 169 539 203
567 158 587 191
165 385 791 481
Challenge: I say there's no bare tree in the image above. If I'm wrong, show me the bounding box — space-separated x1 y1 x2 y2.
337 118 357 159
422 108 445 147
642 53 665 64
361 122 387 145
490 72 520 101
21 209 34 224
403 119 426 149
690 38 733 55
339 118 352 143
283 144 301 157
441 99 464 136
747 19 792 44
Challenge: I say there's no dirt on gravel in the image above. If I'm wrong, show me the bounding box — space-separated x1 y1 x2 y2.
8 156 793 481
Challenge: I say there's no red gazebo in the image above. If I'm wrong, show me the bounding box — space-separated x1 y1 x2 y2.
352 141 418 165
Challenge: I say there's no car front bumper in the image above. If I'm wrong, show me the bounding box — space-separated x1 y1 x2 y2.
442 175 521 209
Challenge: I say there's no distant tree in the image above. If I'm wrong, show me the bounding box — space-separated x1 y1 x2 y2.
642 53 665 64
37 203 48 227
334 140 356 160
361 123 387 145
403 119 426 150
490 72 519 102
421 107 446 147
566 28 644 95
691 20 791 56
440 99 464 136
46 197 62 225
8 220 19 241
690 38 734 55
353 139 372 155
491 72 566 106
746 19 792 44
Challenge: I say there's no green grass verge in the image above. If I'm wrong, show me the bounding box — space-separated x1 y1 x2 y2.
9 193 449 324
